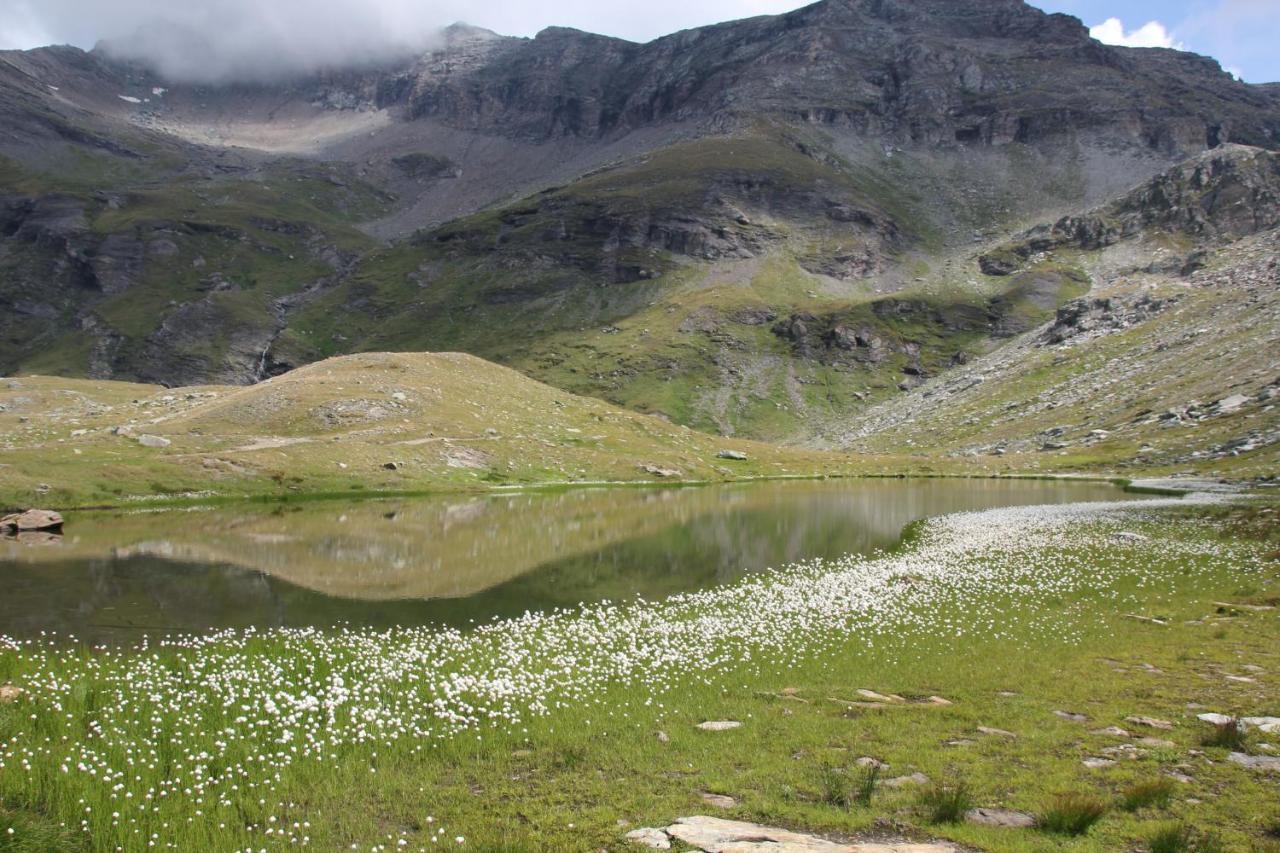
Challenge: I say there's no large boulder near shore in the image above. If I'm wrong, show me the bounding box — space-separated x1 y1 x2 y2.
1 509 64 532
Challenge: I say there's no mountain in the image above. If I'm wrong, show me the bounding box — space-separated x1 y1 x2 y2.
1 0 1277 455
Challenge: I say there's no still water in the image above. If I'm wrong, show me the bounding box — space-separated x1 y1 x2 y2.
0 478 1139 642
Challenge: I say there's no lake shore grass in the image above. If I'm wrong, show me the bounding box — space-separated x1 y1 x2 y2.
2 497 1278 851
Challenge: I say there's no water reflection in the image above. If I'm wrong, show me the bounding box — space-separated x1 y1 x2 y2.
0 478 1136 641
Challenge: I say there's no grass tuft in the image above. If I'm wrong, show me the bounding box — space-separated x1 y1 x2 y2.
1146 823 1225 853
1039 792 1107 836
917 780 973 824
1200 719 1251 751
1121 778 1177 811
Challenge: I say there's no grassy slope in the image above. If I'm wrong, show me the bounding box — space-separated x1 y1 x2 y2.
279 133 1084 442
840 231 1280 480
1 500 1277 851
0 351 933 509
0 150 388 380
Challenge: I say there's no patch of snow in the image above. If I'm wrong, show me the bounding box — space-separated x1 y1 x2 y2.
117 95 142 104
151 87 167 97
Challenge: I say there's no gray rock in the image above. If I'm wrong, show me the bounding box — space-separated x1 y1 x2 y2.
662 815 955 852
696 721 742 732
625 827 671 849
1228 752 1280 771
1082 757 1116 769
966 808 1035 828
977 726 1017 738
881 772 930 788
716 450 748 461
137 434 171 448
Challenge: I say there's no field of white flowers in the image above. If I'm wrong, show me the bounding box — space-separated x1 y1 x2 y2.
1 492 1270 851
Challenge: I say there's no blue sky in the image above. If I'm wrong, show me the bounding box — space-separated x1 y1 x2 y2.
1035 0 1277 83
0 0 1276 84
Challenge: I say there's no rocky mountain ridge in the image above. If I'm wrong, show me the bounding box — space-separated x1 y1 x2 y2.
1 0 1278 457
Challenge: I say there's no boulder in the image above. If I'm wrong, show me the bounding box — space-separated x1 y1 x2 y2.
0 685 23 703
640 464 683 479
137 434 171 448
1 509 63 532
716 450 748 461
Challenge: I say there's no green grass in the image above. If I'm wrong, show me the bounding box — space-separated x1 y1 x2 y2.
0 501 1276 850
1039 792 1109 836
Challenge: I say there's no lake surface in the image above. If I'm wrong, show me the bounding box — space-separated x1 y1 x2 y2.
0 479 1139 642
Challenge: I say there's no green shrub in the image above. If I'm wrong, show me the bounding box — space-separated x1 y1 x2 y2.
1039 792 1107 836
855 764 880 807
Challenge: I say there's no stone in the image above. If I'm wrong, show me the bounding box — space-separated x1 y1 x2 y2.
662 815 955 852
1082 758 1116 769
1 509 63 532
977 726 1017 738
625 827 671 849
1054 710 1089 722
137 434 171 448
1214 394 1251 412
1125 716 1174 731
716 450 748 461
925 696 953 706
966 808 1035 828
1243 717 1280 734
656 730 670 743
640 464 683 479
856 757 888 769
881 773 930 788
696 721 742 732
858 690 905 703
1092 726 1131 737
0 685 23 703
1136 738 1176 748
1197 713 1234 726
382 461 402 471
700 793 738 809
1228 753 1280 771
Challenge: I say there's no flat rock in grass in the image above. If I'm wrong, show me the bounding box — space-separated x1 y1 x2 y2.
1243 717 1280 733
1126 716 1174 731
1092 726 1131 737
856 757 889 769
925 696 953 706
1197 713 1234 726
1054 710 1089 722
696 721 742 732
137 434 171 448
977 726 1017 738
663 815 955 852
881 773 930 788
716 450 749 461
1137 737 1177 748
966 808 1036 828
700 793 738 809
1228 753 1280 771
858 690 905 703
0 685 23 703
1082 757 1116 769
626 827 672 849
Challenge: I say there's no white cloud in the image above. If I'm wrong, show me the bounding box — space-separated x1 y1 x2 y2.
0 0 812 67
1089 17 1180 49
